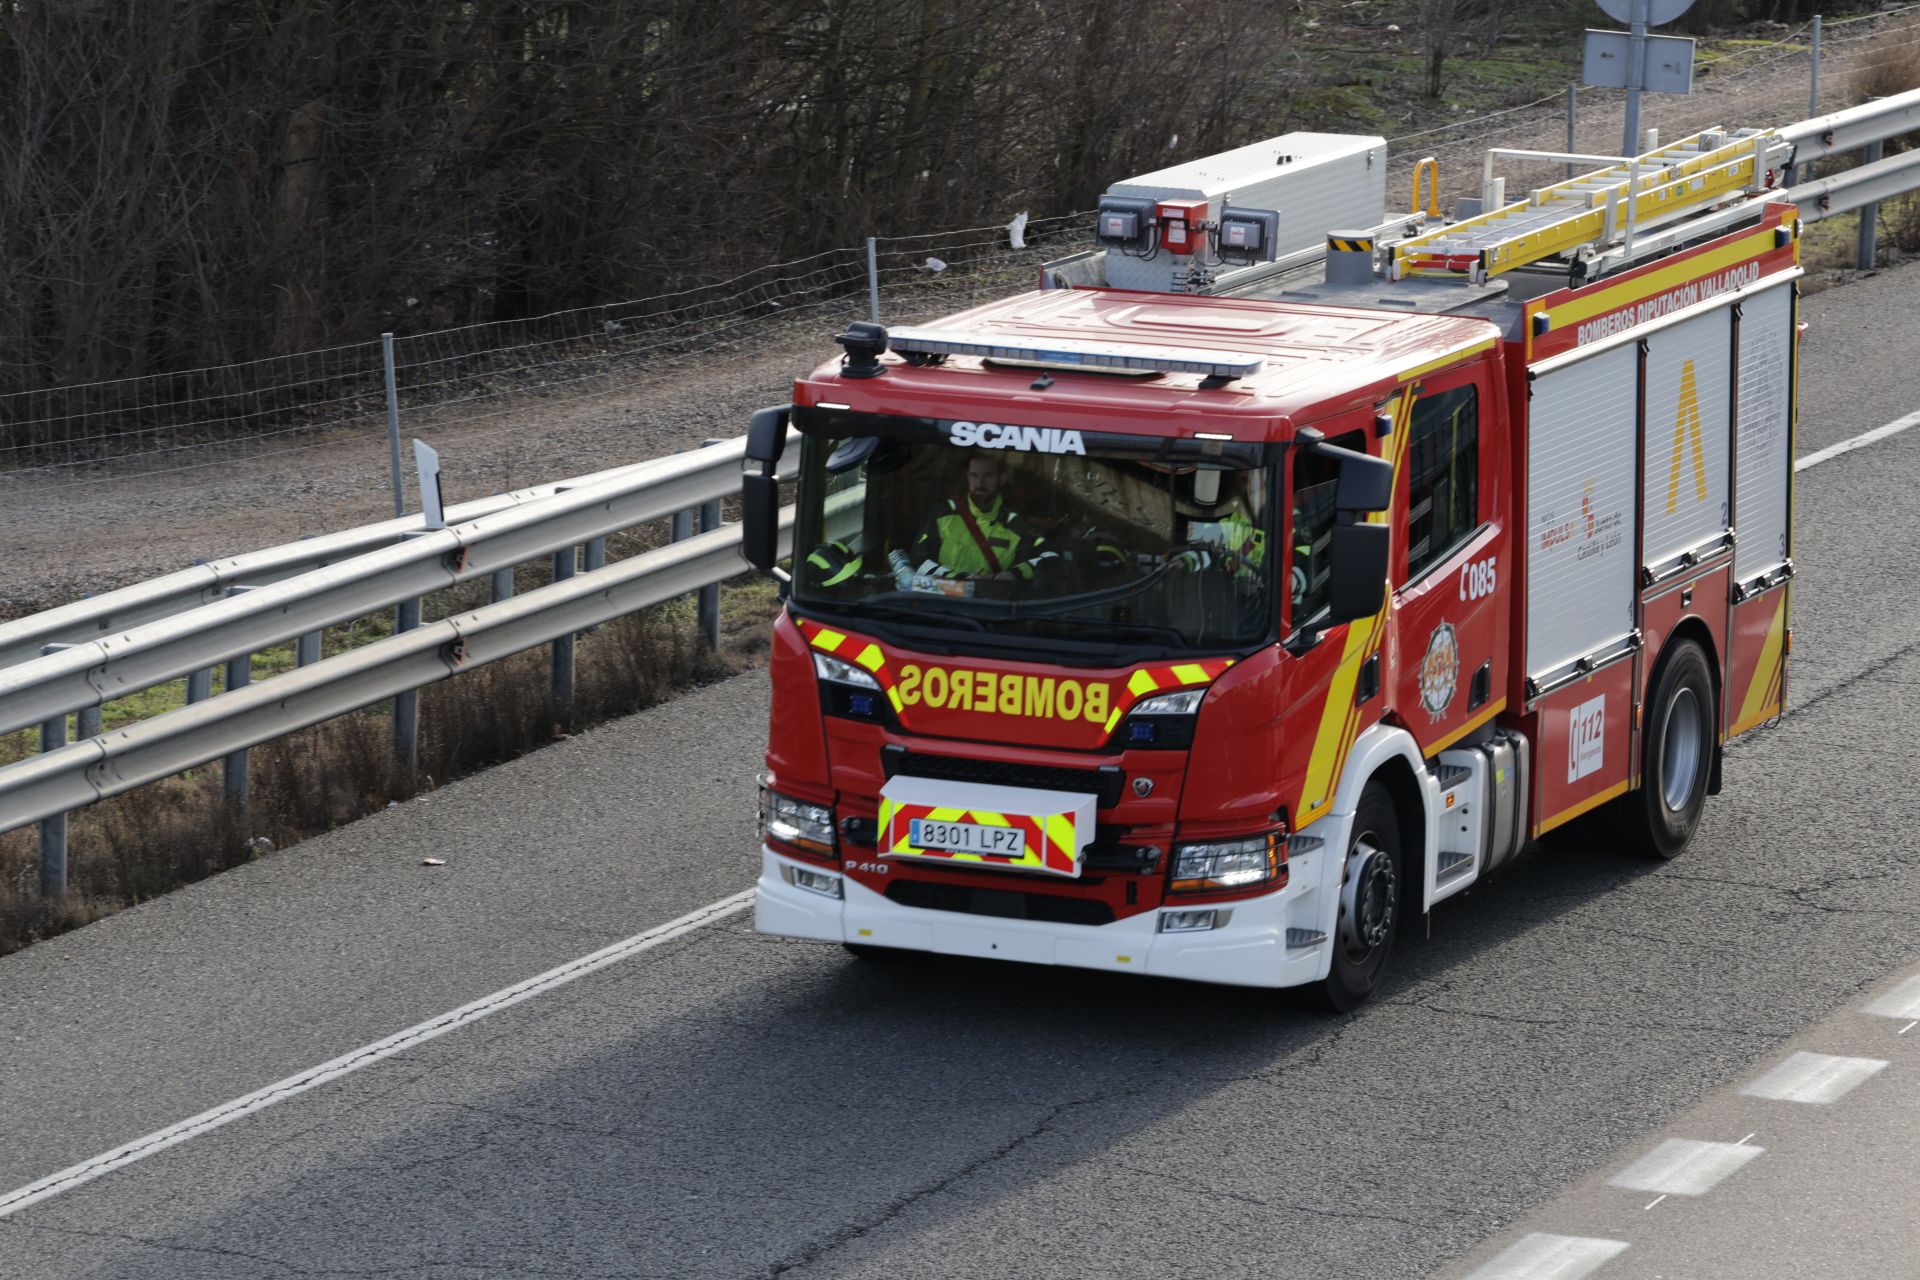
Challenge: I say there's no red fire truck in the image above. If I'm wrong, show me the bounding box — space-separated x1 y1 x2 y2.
740 127 1798 1008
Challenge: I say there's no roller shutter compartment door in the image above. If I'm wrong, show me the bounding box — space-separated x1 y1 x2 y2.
1642 308 1733 573
1525 343 1640 682
1733 284 1794 587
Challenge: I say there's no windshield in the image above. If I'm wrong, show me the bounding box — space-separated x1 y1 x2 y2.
791 409 1276 653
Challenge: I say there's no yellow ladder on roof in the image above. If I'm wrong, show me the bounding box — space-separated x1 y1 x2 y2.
1392 128 1778 280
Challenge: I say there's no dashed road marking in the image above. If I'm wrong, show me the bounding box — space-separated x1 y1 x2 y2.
1464 1233 1630 1280
1606 1138 1765 1196
1864 974 1920 1021
1795 407 1920 471
1741 1051 1888 1104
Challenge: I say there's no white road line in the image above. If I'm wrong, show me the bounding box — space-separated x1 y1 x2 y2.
1644 1194 1666 1210
1606 1138 1765 1196
1464 1233 1629 1280
1741 1051 1888 1104
1796 408 1920 471
0 889 755 1221
1864 974 1920 1021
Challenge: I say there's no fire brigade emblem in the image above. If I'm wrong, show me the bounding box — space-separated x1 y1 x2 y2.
1419 623 1459 720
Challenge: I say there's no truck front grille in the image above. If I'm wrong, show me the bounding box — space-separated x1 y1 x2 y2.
881 745 1124 809
885 879 1116 927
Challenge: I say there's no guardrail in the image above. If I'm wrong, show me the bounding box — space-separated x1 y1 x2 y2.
2 511 796 842
1 426 800 894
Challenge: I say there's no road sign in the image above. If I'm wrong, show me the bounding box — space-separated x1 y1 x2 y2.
1585 30 1696 94
1597 0 1694 23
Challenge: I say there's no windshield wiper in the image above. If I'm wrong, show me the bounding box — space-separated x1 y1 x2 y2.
831 596 986 631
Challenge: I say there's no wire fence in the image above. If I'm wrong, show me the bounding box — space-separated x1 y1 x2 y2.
3 7 1916 494
0 212 1093 490
1390 6 1920 214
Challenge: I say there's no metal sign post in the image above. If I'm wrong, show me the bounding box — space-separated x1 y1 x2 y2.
1590 0 1698 156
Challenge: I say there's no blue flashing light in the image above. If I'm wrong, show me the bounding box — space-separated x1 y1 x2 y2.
1129 720 1157 744
849 693 876 717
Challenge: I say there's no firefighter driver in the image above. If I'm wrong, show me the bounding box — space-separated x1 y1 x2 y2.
910 451 1051 582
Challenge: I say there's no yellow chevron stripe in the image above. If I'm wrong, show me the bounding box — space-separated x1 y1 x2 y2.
1127 669 1159 697
1171 662 1208 684
811 628 846 651
854 643 885 673
1730 594 1788 736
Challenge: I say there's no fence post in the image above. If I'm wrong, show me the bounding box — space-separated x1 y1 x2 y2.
867 236 881 325
1810 13 1822 117
699 438 723 649
1859 137 1884 270
37 644 71 897
552 544 577 729
1566 82 1578 181
382 333 404 520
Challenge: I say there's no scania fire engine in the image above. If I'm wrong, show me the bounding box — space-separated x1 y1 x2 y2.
739 126 1799 1009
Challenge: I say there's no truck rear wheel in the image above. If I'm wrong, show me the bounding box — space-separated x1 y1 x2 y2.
1624 639 1715 860
1310 783 1402 1014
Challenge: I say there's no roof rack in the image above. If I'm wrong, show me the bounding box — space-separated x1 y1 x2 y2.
1389 128 1789 282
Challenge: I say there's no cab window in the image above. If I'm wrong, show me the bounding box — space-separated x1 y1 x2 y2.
1404 385 1479 582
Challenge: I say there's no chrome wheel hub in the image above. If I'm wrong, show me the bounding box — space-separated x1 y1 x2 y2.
1660 686 1704 812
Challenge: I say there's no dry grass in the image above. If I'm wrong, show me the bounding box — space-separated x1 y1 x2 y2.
0 584 778 955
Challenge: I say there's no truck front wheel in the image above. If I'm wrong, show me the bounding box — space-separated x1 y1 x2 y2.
1625 639 1715 860
1311 783 1402 1013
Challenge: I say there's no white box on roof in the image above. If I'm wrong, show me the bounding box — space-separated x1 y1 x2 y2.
1104 132 1386 293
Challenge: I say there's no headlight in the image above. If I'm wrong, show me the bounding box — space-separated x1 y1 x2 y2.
1170 831 1284 893
1135 688 1206 716
760 784 836 855
812 651 879 688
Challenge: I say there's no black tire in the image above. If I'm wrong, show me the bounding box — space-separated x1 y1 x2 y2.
1309 782 1403 1014
1623 639 1715 860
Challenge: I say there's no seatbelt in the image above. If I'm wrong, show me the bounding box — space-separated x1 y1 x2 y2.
955 501 1003 575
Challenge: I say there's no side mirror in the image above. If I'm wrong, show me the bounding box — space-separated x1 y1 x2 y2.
1326 524 1388 624
1332 451 1392 514
746 405 791 465
742 405 791 573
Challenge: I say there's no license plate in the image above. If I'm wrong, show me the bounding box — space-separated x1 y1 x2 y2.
909 818 1024 856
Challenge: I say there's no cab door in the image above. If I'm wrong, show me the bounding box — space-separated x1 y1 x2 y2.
1387 361 1508 758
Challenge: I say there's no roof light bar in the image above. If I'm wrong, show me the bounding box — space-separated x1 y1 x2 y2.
888 328 1265 381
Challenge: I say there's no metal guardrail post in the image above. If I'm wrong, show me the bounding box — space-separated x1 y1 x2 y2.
585 537 607 574
551 545 577 727
393 595 421 777
71 608 102 740
222 587 254 809
490 567 515 602
38 644 70 896
187 668 212 704
392 529 432 779
221 661 250 809
296 630 322 667
1859 137 1884 270
699 438 724 649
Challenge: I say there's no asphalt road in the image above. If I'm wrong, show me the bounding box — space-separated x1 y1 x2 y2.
3 262 1920 1278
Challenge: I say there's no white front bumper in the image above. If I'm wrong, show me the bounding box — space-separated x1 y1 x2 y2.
754 845 1332 990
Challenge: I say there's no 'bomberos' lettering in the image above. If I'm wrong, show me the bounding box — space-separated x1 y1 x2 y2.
897 663 1109 724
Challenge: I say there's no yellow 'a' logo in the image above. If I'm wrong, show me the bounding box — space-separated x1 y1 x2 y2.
1667 359 1708 513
